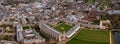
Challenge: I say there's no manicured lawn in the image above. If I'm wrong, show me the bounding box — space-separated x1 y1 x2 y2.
100 3 108 10
99 0 109 10
67 28 109 44
7 30 14 33
53 23 72 32
35 27 49 39
67 38 108 44
87 0 94 5
0 25 4 27
23 26 30 30
100 15 107 20
91 20 100 25
114 8 120 10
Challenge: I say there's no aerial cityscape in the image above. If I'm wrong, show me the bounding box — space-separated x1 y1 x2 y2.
0 0 120 44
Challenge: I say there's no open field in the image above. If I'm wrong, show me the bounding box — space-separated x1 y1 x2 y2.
67 28 109 44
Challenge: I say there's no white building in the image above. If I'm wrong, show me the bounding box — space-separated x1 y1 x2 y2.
66 15 80 22
66 23 80 38
107 10 120 14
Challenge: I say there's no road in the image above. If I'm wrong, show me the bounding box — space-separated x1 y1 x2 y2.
112 31 120 44
105 14 120 44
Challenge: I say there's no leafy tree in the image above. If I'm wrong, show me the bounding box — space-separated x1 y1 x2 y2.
106 14 120 29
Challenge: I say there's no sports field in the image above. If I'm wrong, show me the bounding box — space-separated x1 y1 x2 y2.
67 28 109 44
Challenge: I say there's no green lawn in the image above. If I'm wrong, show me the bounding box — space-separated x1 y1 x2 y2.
87 0 94 5
100 15 107 20
0 25 4 27
114 8 120 10
53 23 72 32
7 30 14 33
99 0 109 10
23 26 30 30
35 27 49 39
67 28 109 44
91 20 100 25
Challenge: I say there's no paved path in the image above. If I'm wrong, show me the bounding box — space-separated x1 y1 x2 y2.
66 28 82 42
109 30 113 44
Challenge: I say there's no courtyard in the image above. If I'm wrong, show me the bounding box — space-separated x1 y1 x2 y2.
53 23 72 32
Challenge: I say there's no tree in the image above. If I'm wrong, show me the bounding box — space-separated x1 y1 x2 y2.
106 14 120 29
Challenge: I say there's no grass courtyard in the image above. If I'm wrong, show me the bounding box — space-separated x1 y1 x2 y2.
87 0 94 5
98 0 109 10
53 23 72 32
23 26 30 30
67 28 109 44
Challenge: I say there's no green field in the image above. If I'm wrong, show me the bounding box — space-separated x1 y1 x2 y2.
53 23 72 32
67 28 109 44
